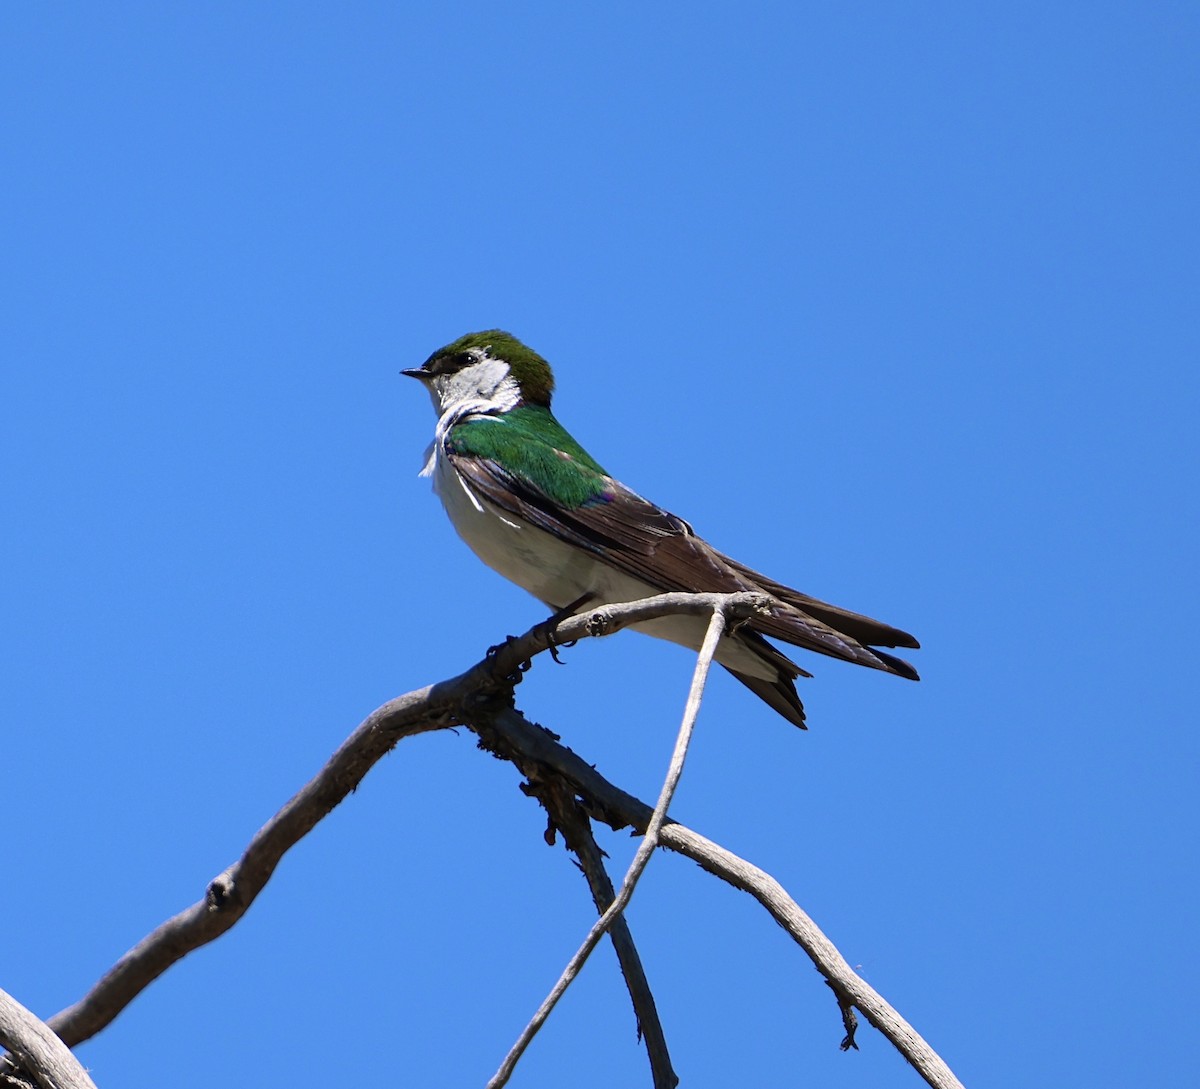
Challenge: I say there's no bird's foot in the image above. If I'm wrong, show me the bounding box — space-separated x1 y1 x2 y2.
534 593 596 664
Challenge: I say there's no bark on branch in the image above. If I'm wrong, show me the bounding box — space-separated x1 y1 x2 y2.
0 988 96 1089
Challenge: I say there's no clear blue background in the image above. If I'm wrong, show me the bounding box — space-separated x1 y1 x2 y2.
4 4 1197 1087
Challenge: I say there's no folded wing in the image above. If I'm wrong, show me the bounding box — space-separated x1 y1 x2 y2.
447 445 919 681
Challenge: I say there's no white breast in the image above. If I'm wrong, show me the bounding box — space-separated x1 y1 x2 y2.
428 447 777 681
431 446 614 608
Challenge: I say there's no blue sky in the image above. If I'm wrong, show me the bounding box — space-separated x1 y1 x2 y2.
3 4 1197 1087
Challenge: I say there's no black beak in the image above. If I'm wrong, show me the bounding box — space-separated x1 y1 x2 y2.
400 368 428 380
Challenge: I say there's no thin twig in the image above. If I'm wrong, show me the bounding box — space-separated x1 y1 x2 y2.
0 988 97 1089
487 602 728 1089
535 778 678 1089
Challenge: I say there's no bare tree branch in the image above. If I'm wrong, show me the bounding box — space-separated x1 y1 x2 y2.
0 988 96 1089
14 593 761 1058
4 591 962 1089
488 600 729 1089
480 704 966 1089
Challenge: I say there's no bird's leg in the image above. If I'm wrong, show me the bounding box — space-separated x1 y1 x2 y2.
541 593 595 663
548 592 597 624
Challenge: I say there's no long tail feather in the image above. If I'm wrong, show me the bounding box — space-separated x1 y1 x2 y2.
724 666 807 729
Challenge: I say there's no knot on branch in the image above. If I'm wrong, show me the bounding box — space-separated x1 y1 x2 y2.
730 591 774 629
206 872 239 912
585 608 614 639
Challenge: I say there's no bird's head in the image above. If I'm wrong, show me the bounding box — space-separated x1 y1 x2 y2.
403 330 555 416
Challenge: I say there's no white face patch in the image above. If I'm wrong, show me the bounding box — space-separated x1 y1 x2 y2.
427 353 520 418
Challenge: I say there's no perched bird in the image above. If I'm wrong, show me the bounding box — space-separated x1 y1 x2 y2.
403 330 919 728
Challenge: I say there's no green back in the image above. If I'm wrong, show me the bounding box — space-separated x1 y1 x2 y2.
447 405 610 509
